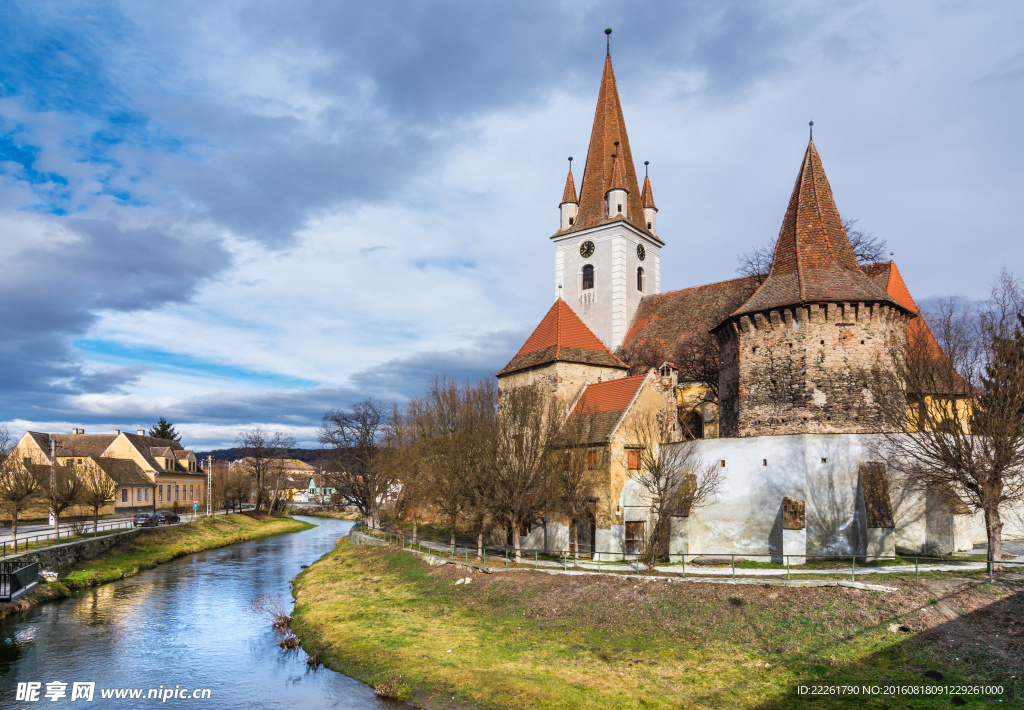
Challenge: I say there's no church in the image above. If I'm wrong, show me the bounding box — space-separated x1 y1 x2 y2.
496 40 983 561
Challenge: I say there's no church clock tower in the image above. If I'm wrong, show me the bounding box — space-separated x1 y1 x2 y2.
551 37 663 351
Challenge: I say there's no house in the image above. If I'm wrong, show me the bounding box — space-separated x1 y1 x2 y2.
12 429 207 515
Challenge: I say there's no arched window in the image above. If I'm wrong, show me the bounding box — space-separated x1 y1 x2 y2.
637 266 645 292
682 411 704 440
582 264 594 290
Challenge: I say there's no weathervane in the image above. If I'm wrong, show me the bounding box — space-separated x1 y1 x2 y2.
605 28 612 56
809 120 814 141
644 160 649 177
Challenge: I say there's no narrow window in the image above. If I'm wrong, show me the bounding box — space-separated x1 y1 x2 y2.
647 221 652 229
121 488 128 503
159 486 163 502
627 449 641 470
568 217 574 226
587 449 599 469
146 488 150 502
582 264 595 290
175 485 180 501
637 266 645 292
616 203 622 213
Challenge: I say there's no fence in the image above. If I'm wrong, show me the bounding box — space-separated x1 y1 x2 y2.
352 522 1023 584
0 519 135 558
0 559 40 601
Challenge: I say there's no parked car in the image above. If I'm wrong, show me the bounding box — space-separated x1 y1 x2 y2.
133 512 159 528
156 511 181 525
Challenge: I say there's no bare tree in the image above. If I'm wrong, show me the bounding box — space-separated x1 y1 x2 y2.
0 458 40 542
79 463 117 534
624 408 724 569
319 398 400 528
490 384 564 562
40 460 85 534
868 271 1024 569
736 217 888 281
548 404 600 562
236 429 296 513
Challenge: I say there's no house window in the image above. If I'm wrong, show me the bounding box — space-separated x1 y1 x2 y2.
627 449 641 470
582 264 594 290
159 486 163 502
190 485 194 500
175 485 180 501
121 489 128 503
586 449 599 470
137 487 142 501
637 266 645 292
146 488 150 502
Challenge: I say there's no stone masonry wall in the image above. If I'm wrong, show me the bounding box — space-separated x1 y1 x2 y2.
2 528 141 572
718 302 909 437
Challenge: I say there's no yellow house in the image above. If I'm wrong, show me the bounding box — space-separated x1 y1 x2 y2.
12 429 207 515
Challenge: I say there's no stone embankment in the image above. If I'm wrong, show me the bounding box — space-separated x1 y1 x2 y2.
2 529 141 573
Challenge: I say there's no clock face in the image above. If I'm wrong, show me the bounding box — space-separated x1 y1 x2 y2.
580 240 595 258
637 244 646 261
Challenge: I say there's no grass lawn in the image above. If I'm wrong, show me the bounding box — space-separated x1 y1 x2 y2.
60 514 313 588
291 539 1022 710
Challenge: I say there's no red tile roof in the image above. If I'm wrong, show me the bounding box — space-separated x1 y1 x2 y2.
733 141 902 317
640 174 657 210
863 260 946 359
572 375 646 415
498 300 628 376
555 55 656 240
621 276 761 362
561 168 578 205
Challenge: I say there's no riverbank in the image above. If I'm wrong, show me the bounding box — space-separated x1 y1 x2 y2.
0 514 313 620
291 538 1022 709
289 507 361 521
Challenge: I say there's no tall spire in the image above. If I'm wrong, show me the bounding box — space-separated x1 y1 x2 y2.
561 157 577 205
733 140 901 317
560 49 649 235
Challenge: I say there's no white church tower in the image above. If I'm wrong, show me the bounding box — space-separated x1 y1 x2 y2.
551 35 664 351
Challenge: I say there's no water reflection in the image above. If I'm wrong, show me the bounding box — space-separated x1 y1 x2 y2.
0 517 400 709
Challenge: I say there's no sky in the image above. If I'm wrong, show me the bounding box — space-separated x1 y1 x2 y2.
1 1 1022 449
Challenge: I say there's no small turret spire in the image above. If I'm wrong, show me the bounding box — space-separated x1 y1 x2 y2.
560 157 578 205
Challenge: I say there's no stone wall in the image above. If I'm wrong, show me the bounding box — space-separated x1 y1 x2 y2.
717 302 908 437
497 360 627 404
2 528 141 572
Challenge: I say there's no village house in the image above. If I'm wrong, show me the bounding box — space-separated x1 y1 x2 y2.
11 429 207 515
498 45 997 562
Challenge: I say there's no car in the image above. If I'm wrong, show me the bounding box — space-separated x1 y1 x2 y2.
155 511 181 525
133 512 159 528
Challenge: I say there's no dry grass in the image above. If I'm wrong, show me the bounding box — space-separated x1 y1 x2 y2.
291 540 1023 710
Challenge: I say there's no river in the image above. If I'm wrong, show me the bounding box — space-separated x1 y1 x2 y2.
0 516 401 708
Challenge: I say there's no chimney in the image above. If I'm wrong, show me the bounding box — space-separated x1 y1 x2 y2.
115 429 121 434
137 429 145 436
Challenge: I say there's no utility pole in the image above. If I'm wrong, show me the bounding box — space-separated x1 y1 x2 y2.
206 455 213 517
50 438 56 533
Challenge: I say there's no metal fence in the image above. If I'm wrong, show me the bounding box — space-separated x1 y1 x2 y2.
0 519 136 559
0 559 40 601
352 522 1023 584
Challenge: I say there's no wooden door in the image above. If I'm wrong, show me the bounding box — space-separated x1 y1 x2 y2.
625 521 645 556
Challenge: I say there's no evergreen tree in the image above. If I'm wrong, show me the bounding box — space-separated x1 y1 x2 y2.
149 417 182 442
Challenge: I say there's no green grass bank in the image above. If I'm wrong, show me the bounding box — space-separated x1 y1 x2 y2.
1 514 313 620
291 538 1022 710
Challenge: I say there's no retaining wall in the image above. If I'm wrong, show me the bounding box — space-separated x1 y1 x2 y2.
2 529 142 572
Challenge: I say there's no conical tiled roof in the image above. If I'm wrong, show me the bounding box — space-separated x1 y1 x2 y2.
607 152 628 193
558 55 652 238
498 300 629 376
640 174 657 210
561 168 578 205
733 141 902 317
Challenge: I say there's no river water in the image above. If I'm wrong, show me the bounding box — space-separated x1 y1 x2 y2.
0 516 399 708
